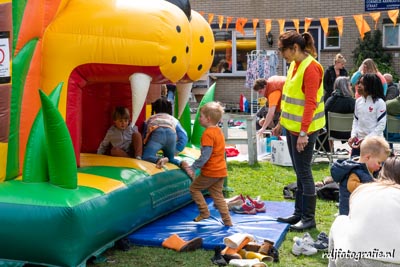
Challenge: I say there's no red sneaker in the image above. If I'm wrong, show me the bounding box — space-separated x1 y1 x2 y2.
246 195 266 213
231 200 257 215
226 194 245 210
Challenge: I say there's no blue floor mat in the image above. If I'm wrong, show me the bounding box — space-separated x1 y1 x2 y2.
128 197 293 250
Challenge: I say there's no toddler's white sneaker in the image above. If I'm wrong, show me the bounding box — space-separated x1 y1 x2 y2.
292 238 318 256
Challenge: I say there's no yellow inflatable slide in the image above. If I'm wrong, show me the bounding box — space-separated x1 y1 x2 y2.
0 0 214 266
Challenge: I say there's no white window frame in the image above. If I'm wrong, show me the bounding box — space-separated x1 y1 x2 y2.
212 28 259 76
383 24 400 48
324 26 340 49
282 26 322 76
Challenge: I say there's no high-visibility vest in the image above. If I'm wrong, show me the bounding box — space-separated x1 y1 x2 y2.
280 55 325 133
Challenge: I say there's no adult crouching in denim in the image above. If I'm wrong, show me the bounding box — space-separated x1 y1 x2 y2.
142 98 193 177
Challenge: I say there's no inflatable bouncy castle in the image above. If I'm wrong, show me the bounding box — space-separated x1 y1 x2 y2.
0 0 214 266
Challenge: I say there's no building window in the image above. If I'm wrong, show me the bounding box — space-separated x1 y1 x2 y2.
211 28 258 74
324 26 340 49
383 24 399 48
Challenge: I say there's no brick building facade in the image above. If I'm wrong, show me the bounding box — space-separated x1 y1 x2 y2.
190 0 400 108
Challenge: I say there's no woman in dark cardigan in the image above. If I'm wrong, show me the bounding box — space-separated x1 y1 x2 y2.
323 53 348 102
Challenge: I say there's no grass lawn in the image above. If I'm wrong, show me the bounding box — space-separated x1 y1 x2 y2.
90 160 335 267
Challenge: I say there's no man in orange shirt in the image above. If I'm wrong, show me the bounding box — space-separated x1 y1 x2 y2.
252 75 286 135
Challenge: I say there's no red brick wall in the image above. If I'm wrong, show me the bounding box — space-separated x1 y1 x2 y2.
191 0 400 105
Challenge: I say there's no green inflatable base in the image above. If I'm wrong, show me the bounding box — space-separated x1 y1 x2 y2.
0 167 193 267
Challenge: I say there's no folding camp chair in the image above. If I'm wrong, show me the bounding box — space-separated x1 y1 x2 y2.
326 112 354 164
312 127 330 163
385 115 400 154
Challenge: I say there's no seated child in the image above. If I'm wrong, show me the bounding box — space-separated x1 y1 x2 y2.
142 98 192 175
97 106 142 159
188 102 232 227
330 136 390 215
328 156 400 266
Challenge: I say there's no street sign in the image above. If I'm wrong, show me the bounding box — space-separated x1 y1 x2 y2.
365 0 400 11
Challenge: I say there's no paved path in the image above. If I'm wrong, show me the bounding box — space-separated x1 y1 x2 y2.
225 127 400 163
225 127 351 164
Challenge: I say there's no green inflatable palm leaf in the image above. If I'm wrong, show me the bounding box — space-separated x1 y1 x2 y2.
23 83 63 183
179 103 192 143
191 82 216 146
39 89 77 189
6 39 38 180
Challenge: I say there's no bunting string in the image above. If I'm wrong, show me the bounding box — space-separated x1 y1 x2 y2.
202 9 399 40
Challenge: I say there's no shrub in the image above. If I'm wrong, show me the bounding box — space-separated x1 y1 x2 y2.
351 30 398 81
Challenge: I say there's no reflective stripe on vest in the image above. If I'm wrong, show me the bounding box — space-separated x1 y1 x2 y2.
280 55 325 133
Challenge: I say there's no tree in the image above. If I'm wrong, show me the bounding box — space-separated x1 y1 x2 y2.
351 29 398 81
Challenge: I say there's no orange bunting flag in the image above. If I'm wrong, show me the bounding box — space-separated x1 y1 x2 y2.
278 19 285 34
320 18 329 36
264 19 272 35
304 18 313 32
292 19 300 33
218 15 224 30
388 10 399 26
335 17 344 37
369 12 381 29
353 14 371 40
208 13 214 25
236 17 248 35
226 16 233 30
252 18 259 35
199 11 205 17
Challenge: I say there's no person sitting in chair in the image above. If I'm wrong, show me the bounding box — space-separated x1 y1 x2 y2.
316 76 355 154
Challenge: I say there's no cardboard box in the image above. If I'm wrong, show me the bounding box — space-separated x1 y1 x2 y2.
271 139 292 166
